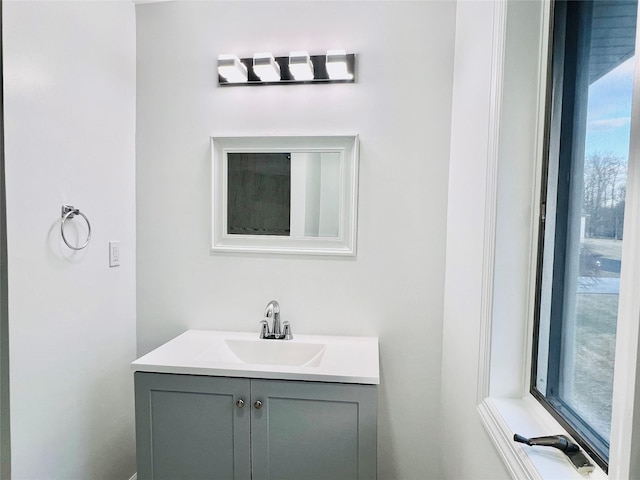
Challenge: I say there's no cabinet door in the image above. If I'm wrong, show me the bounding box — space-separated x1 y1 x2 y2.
250 380 377 480
135 372 251 480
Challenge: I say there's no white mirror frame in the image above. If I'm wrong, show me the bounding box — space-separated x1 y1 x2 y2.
211 135 359 256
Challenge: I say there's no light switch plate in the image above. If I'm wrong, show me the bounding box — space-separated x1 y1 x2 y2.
109 241 120 267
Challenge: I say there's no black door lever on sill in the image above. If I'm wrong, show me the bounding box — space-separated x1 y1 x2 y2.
513 433 595 475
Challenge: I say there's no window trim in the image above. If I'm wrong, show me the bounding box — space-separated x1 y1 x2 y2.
476 0 640 478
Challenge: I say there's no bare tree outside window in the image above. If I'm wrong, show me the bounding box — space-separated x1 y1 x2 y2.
583 152 627 240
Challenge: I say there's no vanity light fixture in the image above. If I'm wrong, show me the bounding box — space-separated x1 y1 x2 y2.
326 49 354 80
253 52 281 82
217 50 356 86
288 51 315 81
217 54 248 83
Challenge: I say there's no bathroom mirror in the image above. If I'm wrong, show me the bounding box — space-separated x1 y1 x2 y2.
211 135 359 255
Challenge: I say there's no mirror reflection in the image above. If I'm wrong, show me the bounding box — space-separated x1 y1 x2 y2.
227 152 340 238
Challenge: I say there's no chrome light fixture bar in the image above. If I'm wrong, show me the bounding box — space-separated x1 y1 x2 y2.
218 51 356 86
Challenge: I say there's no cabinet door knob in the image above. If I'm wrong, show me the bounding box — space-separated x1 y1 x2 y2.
253 400 263 410
235 399 245 408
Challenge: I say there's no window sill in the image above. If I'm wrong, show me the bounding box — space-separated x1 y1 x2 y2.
478 395 607 480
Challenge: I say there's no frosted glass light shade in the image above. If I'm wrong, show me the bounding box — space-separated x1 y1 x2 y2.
288 51 314 81
253 53 281 82
218 54 248 83
326 49 354 80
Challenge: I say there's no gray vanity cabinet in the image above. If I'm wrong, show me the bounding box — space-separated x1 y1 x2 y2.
135 372 377 480
134 372 251 480
250 379 377 480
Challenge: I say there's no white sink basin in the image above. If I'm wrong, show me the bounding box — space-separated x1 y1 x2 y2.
224 339 325 367
131 330 379 384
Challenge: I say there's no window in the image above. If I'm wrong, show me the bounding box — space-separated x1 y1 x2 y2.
532 0 638 471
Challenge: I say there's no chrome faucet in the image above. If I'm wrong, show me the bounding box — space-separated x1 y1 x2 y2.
265 300 281 336
260 300 292 340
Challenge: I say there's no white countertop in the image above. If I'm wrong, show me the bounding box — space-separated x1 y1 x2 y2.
131 329 380 385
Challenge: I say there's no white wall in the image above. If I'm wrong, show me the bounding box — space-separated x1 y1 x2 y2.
135 2 455 479
3 2 137 478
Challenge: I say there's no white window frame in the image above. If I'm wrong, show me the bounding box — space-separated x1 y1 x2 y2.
477 1 640 478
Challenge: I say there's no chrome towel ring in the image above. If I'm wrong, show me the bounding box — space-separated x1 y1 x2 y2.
60 205 91 250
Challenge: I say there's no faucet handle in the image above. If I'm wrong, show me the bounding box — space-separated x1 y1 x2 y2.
282 321 293 340
259 319 270 339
